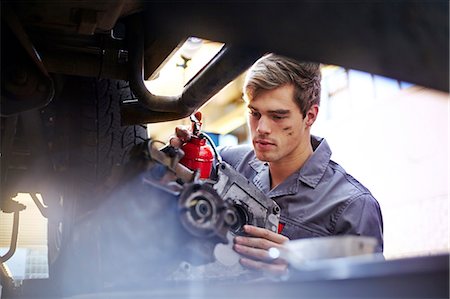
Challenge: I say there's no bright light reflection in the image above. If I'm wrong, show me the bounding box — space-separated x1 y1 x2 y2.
145 37 224 96
268 247 281 259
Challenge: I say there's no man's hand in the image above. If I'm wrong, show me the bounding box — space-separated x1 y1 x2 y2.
233 225 289 275
168 126 191 148
168 111 203 148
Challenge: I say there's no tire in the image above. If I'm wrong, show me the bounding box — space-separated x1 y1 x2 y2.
44 76 148 276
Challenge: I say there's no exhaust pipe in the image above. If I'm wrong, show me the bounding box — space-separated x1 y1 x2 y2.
122 15 263 125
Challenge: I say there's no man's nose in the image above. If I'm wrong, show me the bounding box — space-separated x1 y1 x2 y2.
256 117 271 134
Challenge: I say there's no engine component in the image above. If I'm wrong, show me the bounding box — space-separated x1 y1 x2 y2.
141 137 280 244
213 162 280 235
178 182 227 240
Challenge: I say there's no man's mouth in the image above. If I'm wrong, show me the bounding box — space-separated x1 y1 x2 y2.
254 139 276 150
255 139 275 145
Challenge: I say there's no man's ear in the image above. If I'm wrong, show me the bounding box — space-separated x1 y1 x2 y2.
305 104 319 127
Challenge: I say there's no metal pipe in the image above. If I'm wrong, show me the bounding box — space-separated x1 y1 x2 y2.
127 15 179 113
124 14 263 124
0 211 20 263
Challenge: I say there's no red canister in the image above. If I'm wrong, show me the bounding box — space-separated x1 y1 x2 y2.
179 112 214 179
180 136 214 179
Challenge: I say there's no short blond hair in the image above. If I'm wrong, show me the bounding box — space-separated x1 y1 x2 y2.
244 53 321 117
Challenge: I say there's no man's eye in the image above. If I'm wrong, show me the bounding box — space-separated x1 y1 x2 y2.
272 115 286 120
249 111 260 118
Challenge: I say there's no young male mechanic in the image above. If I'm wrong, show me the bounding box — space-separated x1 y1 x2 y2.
171 53 383 274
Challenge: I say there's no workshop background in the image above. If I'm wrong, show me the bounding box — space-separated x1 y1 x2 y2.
1 38 448 280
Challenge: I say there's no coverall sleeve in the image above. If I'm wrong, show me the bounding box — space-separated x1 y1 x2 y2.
334 194 384 253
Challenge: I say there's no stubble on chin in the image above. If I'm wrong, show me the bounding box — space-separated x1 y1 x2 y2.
254 150 272 162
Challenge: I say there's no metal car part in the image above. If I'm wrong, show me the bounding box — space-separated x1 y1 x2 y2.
178 182 228 241
213 162 280 235
122 15 264 125
140 139 280 243
1 10 54 116
143 2 448 92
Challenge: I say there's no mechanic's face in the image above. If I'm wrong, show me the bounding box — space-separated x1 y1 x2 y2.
247 84 317 164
